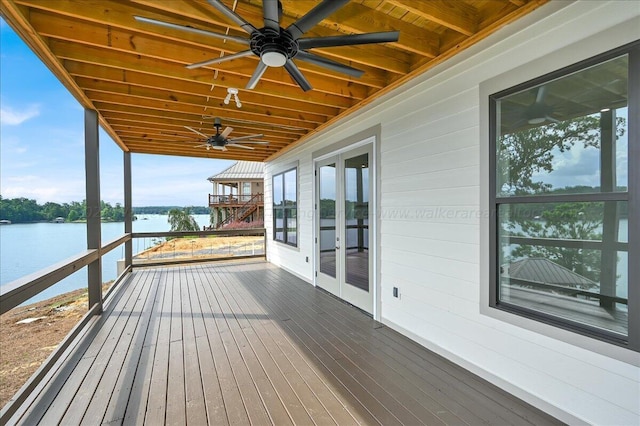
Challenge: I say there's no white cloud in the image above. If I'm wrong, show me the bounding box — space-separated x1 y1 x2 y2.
1 175 85 203
0 104 40 125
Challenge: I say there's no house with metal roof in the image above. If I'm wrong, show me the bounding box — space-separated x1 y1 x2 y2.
207 161 265 228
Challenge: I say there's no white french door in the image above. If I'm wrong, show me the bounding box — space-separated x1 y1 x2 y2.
315 144 373 313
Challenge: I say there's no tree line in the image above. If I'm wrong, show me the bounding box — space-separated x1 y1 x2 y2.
0 197 128 223
0 197 211 223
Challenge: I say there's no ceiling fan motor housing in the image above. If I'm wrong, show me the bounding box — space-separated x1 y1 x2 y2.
250 28 298 67
207 135 225 147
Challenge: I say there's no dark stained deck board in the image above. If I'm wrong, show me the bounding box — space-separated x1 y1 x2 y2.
209 265 351 426
75 267 158 425
225 262 562 426
144 267 174 425
249 265 494 425
207 271 315 425
232 265 452 425
121 268 167 425
191 266 250 425
209 265 355 426
166 269 187 425
6 261 562 426
255 264 559 426
196 264 273 425
180 267 208 426
207 268 295 425
232 265 455 425
101 269 162 425
217 265 418 425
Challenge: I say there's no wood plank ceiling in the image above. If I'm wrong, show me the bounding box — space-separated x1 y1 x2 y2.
1 0 548 162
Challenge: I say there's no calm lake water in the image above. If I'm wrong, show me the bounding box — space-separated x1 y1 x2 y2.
0 214 210 304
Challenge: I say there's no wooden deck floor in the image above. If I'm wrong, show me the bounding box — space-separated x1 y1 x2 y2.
7 261 562 425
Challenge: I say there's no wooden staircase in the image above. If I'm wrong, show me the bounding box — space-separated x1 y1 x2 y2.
216 193 262 228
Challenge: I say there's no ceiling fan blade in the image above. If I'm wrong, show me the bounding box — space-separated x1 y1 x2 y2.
221 126 234 138
207 0 257 34
227 143 255 150
234 141 269 144
263 0 281 31
298 31 400 49
545 115 560 123
134 16 249 45
246 61 268 90
228 133 264 141
194 143 210 148
295 51 364 78
186 50 253 69
286 0 350 39
185 126 209 138
284 59 312 91
536 85 547 104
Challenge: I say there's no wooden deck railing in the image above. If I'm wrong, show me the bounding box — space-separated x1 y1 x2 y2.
209 193 264 206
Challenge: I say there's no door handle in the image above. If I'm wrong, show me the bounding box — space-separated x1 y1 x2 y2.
336 246 340 250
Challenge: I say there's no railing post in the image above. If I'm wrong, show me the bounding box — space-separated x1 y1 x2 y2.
85 109 103 313
124 151 133 269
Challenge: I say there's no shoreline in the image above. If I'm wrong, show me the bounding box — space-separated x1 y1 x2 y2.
0 284 110 408
0 233 262 408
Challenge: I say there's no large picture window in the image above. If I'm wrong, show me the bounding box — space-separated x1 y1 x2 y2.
273 167 297 246
490 43 638 349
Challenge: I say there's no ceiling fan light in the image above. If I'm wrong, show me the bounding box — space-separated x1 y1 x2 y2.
261 51 287 67
527 117 546 125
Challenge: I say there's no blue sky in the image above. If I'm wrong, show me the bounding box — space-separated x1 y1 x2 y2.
0 19 235 207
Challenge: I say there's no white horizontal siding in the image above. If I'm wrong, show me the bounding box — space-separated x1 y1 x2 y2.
266 1 640 423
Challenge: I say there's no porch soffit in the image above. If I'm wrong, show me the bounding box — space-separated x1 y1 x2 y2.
0 0 548 162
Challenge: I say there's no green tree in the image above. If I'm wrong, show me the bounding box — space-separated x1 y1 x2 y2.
42 202 67 221
111 203 125 222
168 207 200 232
0 197 43 222
508 203 603 285
497 115 625 195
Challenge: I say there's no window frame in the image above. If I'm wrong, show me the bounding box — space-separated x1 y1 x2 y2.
488 41 639 352
272 166 298 247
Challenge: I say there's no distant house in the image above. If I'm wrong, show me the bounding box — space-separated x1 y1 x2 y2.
502 258 598 291
207 161 264 228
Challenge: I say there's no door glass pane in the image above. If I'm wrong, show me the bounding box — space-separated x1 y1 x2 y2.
286 208 297 246
274 208 284 242
319 164 336 278
344 153 369 291
273 174 283 205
